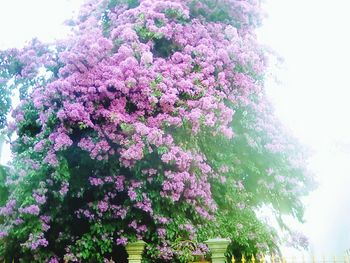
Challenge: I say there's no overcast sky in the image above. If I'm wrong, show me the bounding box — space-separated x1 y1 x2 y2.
0 0 349 257
258 0 350 257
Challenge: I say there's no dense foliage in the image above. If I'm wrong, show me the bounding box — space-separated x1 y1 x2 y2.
0 0 313 262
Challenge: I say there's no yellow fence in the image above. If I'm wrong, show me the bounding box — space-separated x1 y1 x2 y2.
2 252 350 262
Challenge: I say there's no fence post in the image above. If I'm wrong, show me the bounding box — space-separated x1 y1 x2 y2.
205 238 230 263
125 240 146 263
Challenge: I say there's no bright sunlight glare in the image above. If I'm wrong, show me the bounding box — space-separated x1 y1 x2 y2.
0 0 85 49
257 0 350 256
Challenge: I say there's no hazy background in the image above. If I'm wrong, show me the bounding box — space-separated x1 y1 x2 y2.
258 0 350 257
0 0 349 257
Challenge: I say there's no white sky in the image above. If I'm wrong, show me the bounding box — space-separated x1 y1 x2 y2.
0 0 349 258
257 0 350 257
0 0 84 49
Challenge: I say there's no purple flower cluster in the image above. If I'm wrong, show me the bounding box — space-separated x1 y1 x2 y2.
0 200 16 216
4 0 264 257
0 0 309 261
24 233 49 250
19 205 40 216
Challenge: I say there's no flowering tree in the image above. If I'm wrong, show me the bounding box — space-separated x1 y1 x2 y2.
0 0 313 262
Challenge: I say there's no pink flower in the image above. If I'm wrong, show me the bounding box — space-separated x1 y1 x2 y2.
0 0 303 259
116 237 128 245
98 201 108 213
0 231 8 238
34 140 46 152
52 133 73 151
0 200 16 216
141 52 153 65
19 205 40 215
59 182 69 196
